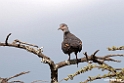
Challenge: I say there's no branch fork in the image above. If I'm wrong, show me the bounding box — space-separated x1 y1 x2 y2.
1 33 124 83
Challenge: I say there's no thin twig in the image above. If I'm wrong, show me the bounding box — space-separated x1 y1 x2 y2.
7 71 30 81
13 39 38 48
84 52 88 62
9 80 24 83
58 79 64 83
31 80 49 83
93 50 99 56
5 33 11 45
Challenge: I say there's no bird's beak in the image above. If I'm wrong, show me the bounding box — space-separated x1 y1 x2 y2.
58 27 61 30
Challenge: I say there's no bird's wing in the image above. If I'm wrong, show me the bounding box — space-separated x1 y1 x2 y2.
64 33 82 51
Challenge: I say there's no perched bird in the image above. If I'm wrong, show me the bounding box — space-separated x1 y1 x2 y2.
58 23 82 67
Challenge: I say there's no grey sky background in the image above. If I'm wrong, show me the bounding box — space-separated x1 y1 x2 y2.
0 0 124 83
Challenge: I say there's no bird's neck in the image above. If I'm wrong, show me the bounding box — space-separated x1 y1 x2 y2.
64 30 70 39
63 26 69 33
64 30 70 34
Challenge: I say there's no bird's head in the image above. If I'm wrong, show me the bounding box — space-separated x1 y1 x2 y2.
58 23 69 32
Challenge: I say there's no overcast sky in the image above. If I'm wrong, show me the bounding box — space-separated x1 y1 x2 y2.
0 0 124 83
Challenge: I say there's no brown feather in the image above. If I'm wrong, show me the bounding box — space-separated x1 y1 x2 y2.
59 23 82 67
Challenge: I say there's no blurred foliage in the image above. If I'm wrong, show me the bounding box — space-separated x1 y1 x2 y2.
108 46 124 51
64 63 124 83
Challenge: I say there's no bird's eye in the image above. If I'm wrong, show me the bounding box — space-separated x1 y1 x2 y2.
61 25 64 27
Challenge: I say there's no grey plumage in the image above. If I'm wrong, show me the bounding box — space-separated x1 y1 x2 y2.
58 23 82 67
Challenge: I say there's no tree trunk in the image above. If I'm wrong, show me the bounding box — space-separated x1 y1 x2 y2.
50 65 58 83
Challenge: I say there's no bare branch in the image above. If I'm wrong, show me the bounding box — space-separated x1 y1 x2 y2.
1 34 123 69
104 54 124 58
0 78 8 83
7 71 30 81
56 50 123 68
58 79 64 83
0 71 29 83
1 33 124 83
0 34 58 83
0 41 49 60
31 80 49 83
84 52 88 62
93 50 99 55
9 80 24 83
13 39 38 48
